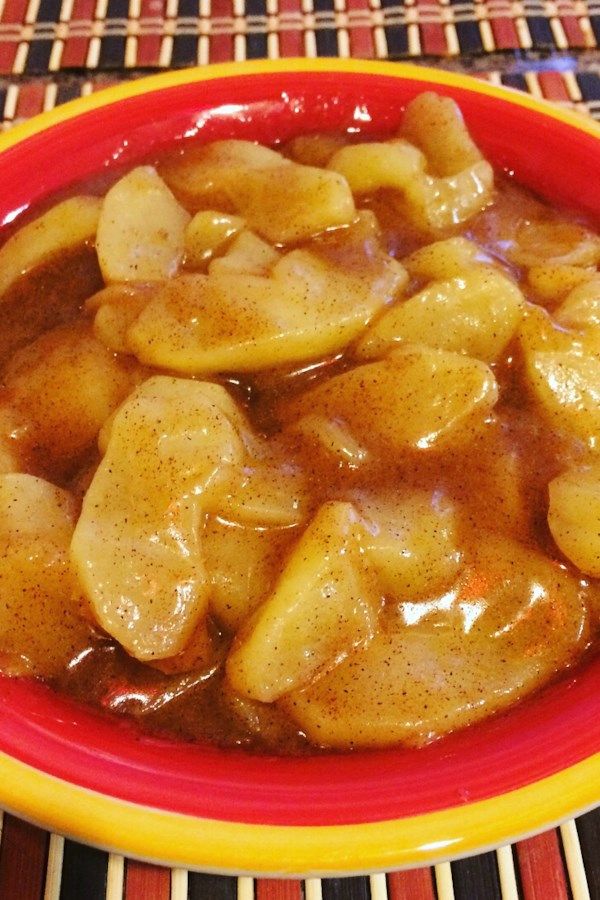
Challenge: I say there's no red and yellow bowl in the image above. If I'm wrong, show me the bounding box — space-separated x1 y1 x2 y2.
0 59 598 876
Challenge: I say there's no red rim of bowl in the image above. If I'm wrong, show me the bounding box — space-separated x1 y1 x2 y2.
0 64 598 830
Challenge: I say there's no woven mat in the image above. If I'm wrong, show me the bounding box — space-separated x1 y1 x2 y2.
0 808 598 898
0 0 598 892
0 70 599 900
0 64 598 127
0 0 596 73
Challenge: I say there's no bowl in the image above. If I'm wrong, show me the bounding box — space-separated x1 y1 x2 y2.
0 59 598 877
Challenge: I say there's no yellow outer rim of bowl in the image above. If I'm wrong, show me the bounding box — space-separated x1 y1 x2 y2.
1 749 599 875
0 59 598 873
0 58 600 154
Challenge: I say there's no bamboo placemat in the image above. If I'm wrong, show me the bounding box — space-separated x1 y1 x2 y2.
0 0 597 73
0 4 598 892
0 807 598 898
0 69 598 897
0 64 599 125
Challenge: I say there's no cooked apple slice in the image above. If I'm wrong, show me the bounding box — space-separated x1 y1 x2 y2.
159 139 355 243
205 519 296 631
71 376 246 661
226 502 381 702
555 275 600 332
527 264 595 304
127 247 404 374
283 534 590 748
158 139 283 210
230 163 355 243
208 230 280 277
214 462 309 528
525 348 600 445
0 474 90 676
355 266 524 363
548 465 600 576
402 236 482 281
96 166 191 282
356 489 462 599
184 211 245 269
0 321 139 475
0 196 101 301
329 138 493 232
400 92 485 176
88 283 154 354
285 345 498 455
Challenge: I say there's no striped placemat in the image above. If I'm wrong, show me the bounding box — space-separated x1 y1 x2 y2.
0 0 598 74
0 56 598 900
0 63 599 128
0 807 598 898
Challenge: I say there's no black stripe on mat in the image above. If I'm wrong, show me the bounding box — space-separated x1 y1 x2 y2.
321 876 371 899
246 31 269 58
525 15 555 49
454 21 484 54
98 35 127 68
171 33 199 65
576 809 600 900
24 40 54 74
188 873 238 899
451 851 503 900
59 840 107 900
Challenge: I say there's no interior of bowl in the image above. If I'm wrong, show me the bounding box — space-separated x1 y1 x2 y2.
0 61 598 842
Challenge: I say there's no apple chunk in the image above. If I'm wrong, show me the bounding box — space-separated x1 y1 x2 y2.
285 345 498 455
226 502 382 702
548 465 600 576
284 534 590 748
96 166 190 283
356 266 524 363
356 489 462 600
71 376 246 661
0 474 90 676
0 196 101 301
127 247 404 374
159 139 355 243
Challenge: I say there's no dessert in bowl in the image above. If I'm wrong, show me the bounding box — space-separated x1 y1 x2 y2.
0 59 598 875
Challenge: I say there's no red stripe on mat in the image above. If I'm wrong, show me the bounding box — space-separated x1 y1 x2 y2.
490 16 520 48
348 26 376 56
0 44 19 75
277 0 305 57
140 0 167 13
276 0 305 57
1 0 29 24
346 0 376 56
136 34 163 66
210 0 234 63
61 36 90 67
278 30 305 56
560 15 587 46
0 815 48 900
420 23 447 55
413 0 447 55
137 0 165 65
515 830 569 900
209 34 234 63
15 81 46 119
125 860 171 899
388 868 437 899
538 69 571 101
70 0 98 22
256 879 303 899
61 0 97 66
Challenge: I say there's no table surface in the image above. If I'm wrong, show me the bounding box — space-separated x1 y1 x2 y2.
0 3 598 896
